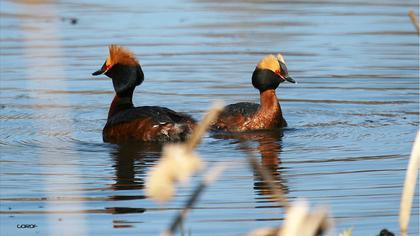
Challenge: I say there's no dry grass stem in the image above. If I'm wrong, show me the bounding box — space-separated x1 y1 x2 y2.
399 131 420 236
408 10 420 34
296 207 329 236
162 163 229 236
279 200 330 236
247 228 279 236
247 200 330 236
185 100 224 152
280 200 308 236
240 142 289 207
145 145 203 202
145 101 224 203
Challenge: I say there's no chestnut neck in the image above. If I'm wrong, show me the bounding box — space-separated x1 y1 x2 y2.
108 88 135 120
258 89 281 113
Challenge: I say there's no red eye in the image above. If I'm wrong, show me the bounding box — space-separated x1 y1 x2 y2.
105 64 112 71
275 69 281 75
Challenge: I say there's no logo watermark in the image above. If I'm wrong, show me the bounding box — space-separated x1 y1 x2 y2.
17 224 37 229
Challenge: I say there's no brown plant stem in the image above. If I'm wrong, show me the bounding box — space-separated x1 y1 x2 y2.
408 10 420 34
185 101 224 152
162 164 227 236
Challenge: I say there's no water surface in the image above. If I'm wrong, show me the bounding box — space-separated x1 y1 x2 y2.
0 0 419 235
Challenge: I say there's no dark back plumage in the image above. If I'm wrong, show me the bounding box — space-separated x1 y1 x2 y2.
217 102 259 120
106 106 193 127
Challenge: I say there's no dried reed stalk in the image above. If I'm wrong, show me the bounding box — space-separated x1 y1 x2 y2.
145 101 224 202
185 100 224 152
240 142 333 236
162 163 228 236
408 10 420 34
399 131 420 236
158 102 225 235
279 200 329 236
239 141 289 208
246 200 330 236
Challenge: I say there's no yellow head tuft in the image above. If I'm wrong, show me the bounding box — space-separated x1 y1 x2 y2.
256 54 281 72
276 53 286 64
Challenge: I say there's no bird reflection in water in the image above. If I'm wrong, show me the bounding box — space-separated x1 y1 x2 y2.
213 129 288 202
107 142 163 227
111 142 162 191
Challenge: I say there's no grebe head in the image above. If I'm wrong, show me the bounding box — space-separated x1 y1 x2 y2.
92 45 144 94
252 53 295 92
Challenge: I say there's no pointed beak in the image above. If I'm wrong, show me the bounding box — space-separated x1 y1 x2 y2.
92 69 104 76
278 61 296 84
282 75 296 83
92 62 109 76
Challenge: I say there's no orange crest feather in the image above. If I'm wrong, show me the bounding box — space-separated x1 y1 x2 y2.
108 45 139 66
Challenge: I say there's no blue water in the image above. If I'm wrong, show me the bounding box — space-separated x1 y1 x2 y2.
0 0 419 235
